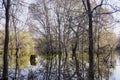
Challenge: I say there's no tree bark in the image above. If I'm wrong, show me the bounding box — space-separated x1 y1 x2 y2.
2 0 11 79
86 0 94 80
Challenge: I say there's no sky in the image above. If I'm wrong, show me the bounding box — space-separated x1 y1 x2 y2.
108 0 120 37
24 0 120 37
1 0 120 37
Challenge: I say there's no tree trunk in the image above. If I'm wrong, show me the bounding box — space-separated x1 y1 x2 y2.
15 48 19 79
3 0 11 79
86 0 94 80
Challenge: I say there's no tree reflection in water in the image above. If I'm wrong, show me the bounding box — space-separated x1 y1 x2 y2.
0 51 120 80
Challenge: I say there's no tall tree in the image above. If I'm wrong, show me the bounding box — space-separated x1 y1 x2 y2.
82 0 104 79
2 0 11 79
86 0 94 79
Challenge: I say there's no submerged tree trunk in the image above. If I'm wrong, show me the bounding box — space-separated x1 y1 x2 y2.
2 0 11 79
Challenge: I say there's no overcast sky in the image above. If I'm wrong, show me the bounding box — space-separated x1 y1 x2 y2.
1 0 119 37
108 0 120 37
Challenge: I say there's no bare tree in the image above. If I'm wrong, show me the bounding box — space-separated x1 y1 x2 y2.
2 0 11 79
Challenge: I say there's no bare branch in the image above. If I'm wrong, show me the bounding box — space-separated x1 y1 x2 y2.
2 0 6 9
82 0 87 11
92 0 104 13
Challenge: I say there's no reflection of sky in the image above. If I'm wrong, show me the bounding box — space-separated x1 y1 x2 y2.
109 56 120 80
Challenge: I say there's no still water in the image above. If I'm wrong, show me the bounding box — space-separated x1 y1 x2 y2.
0 52 120 80
110 53 120 80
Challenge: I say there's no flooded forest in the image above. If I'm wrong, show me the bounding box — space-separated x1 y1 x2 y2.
0 0 120 80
